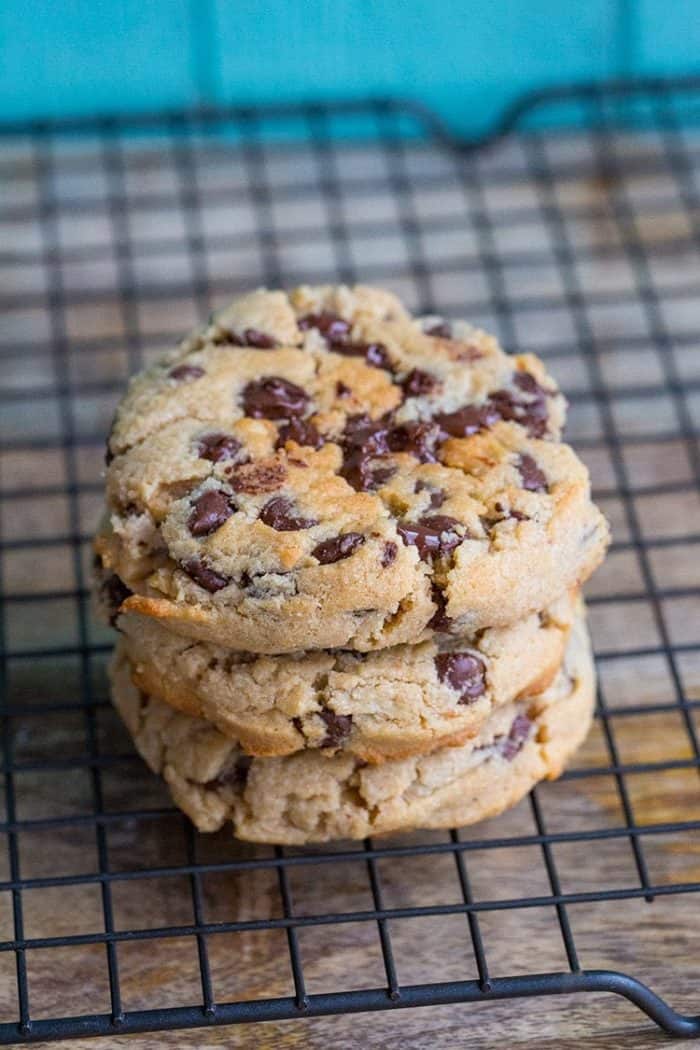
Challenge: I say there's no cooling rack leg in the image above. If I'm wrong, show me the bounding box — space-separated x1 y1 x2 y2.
580 971 700 1039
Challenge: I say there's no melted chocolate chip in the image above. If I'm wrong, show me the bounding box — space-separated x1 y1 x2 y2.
396 515 464 560
415 481 446 509
188 489 236 537
381 541 397 567
434 651 486 703
435 403 500 439
312 532 365 564
402 369 438 398
319 709 353 748
259 496 317 531
500 713 532 760
182 557 230 592
101 574 132 626
428 583 452 632
276 417 324 449
228 327 277 349
517 453 548 492
336 380 352 398
299 311 351 345
168 364 205 382
424 321 452 339
386 420 441 463
197 432 242 463
228 461 287 494
242 377 309 419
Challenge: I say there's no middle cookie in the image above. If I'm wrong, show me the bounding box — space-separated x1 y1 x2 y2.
115 591 577 763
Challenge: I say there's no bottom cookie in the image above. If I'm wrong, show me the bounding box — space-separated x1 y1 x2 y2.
109 614 595 845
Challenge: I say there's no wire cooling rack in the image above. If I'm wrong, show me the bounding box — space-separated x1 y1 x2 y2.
1 80 700 1044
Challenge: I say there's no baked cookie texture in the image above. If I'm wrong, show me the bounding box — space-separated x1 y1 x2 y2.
114 591 577 762
96 284 609 653
109 608 595 845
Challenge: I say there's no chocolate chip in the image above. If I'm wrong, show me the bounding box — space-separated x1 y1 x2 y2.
386 420 441 463
233 754 253 786
340 414 390 491
299 311 351 345
276 417 324 450
364 343 393 370
489 372 550 438
182 557 230 592
319 709 353 748
228 328 277 349
435 371 552 440
434 651 486 703
168 364 205 382
500 713 532 760
514 371 545 396
104 440 114 466
332 339 394 371
259 496 317 531
207 754 253 789
424 321 452 339
396 515 464 560
428 582 452 632
367 463 397 488
415 481 446 509
100 574 132 626
336 380 352 398
239 569 286 598
340 414 439 491
435 403 500 439
402 369 438 398
197 432 242 463
188 489 236 537
312 532 365 564
488 502 530 526
381 541 397 567
517 453 548 492
228 460 287 494
242 377 310 419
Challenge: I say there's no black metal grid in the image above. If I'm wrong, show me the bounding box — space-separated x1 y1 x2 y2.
1 80 700 1042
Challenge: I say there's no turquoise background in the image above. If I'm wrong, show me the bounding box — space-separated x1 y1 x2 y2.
2 1 699 134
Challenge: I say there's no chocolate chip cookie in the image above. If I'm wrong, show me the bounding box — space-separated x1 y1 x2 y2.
112 592 577 762
109 607 595 844
96 284 608 653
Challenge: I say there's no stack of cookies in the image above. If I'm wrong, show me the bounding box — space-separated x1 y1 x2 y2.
95 284 608 845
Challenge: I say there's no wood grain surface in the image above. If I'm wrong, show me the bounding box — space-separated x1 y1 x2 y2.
2 126 700 1047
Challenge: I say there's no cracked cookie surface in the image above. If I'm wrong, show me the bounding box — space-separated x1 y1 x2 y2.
109 610 594 844
113 592 577 762
96 284 608 653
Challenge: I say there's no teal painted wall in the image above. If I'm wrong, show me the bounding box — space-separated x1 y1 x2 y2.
1 1 699 133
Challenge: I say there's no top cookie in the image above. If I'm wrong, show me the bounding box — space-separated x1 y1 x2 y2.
97 284 608 653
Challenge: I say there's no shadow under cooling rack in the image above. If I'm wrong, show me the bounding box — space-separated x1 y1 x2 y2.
1 80 700 1043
